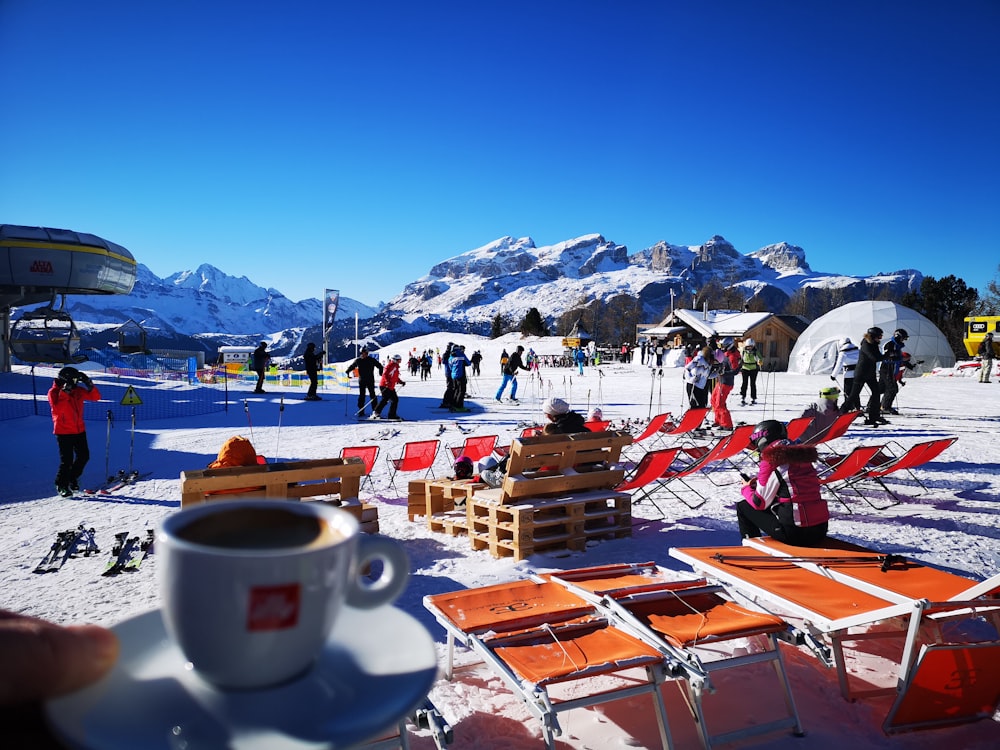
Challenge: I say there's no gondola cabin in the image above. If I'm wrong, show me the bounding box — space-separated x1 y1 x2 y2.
9 308 84 364
963 316 1000 358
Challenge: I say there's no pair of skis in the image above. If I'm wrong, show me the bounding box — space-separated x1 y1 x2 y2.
102 529 155 576
33 525 100 574
85 469 146 496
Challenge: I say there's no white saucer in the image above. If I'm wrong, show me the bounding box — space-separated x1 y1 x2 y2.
46 605 439 749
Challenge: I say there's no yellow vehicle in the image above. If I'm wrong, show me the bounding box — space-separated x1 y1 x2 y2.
963 316 1000 357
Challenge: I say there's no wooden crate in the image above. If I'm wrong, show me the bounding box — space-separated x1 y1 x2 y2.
337 501 380 535
408 479 433 521
468 490 632 560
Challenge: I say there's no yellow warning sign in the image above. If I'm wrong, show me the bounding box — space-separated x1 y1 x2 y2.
120 386 143 406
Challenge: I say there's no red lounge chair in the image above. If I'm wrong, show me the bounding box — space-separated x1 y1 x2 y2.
816 443 888 512
585 419 612 432
386 439 439 492
800 410 861 445
340 445 379 493
447 434 498 463
836 437 958 508
784 415 814 442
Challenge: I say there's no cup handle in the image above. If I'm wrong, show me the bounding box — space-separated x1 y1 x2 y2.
346 535 409 609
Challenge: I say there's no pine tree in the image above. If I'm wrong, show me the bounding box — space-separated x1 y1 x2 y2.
519 308 549 336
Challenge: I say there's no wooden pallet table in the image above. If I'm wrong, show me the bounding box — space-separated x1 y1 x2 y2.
468 489 632 560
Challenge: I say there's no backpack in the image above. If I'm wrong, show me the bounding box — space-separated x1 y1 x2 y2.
208 436 261 468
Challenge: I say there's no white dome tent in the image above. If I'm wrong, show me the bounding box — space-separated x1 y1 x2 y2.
788 301 955 375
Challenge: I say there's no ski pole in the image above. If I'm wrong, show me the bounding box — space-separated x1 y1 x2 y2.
274 395 285 462
648 369 656 419
128 407 136 474
104 409 114 484
243 399 256 444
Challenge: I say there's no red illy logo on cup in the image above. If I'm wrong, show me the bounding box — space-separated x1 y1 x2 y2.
247 584 300 631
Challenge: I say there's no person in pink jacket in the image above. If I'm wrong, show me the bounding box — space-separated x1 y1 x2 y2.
48 367 102 497
737 419 829 547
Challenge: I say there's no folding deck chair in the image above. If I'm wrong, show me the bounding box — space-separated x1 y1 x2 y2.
784 415 814 442
831 437 958 508
424 579 675 749
446 434 498 463
386 439 439 492
631 426 755 512
341 445 380 493
544 563 805 749
815 443 888 513
670 542 1000 733
798 410 860 445
658 407 710 444
614 447 684 509
585 419 612 432
675 423 756 486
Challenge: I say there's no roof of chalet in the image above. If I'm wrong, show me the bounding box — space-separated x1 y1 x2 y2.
667 309 775 339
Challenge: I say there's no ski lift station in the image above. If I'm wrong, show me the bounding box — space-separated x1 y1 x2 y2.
1 224 137 372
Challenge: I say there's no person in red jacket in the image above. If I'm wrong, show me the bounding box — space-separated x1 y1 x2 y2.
48 367 101 497
372 354 406 421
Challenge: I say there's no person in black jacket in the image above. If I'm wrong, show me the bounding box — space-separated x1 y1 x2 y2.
541 397 587 434
303 343 324 400
345 348 384 418
495 345 529 403
251 342 270 393
846 327 887 426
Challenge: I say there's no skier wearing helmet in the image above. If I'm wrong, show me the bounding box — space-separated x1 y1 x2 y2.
48 367 102 497
371 354 406 421
737 420 828 547
879 328 909 415
846 327 887 425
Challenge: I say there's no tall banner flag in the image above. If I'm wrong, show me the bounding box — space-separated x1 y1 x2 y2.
323 289 340 363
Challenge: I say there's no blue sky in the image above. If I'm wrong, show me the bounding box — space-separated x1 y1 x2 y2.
2 1 997 307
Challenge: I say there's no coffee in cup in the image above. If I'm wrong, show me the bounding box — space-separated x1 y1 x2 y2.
158 500 408 689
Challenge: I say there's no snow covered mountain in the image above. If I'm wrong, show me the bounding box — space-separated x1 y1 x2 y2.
18 234 921 358
379 233 921 331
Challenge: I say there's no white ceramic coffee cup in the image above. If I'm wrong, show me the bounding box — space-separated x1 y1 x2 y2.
157 500 408 689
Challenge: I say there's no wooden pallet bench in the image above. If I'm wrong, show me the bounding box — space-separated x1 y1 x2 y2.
498 430 631 502
461 431 634 559
180 457 375 529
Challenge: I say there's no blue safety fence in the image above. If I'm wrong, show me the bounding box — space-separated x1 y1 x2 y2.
0 360 351 422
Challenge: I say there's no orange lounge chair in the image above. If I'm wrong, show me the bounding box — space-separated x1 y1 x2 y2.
671 542 1000 732
544 562 805 749
424 579 674 749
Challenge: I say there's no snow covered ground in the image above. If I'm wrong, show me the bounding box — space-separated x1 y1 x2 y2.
1 332 998 749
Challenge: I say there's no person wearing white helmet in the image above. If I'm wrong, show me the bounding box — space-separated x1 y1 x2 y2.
541 397 586 434
831 337 859 407
371 354 406 421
